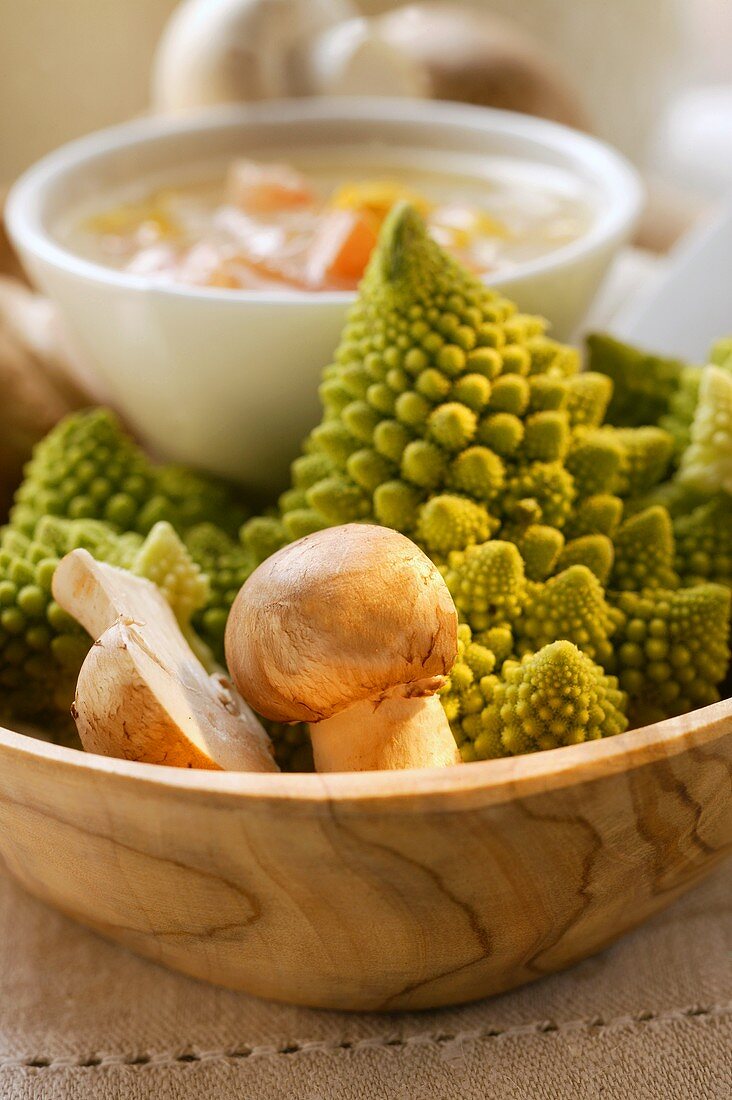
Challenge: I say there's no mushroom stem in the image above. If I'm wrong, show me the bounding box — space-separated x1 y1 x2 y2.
311 693 459 772
53 549 277 772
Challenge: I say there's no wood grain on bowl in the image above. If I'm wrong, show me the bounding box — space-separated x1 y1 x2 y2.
0 699 729 1011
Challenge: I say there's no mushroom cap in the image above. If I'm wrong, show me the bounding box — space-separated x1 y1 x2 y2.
225 524 458 723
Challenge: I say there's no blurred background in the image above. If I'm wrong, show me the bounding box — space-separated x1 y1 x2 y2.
1 0 731 188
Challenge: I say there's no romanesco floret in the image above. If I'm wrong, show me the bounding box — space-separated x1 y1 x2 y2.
611 584 731 725
11 408 249 538
415 494 497 556
563 372 613 428
678 364 732 495
565 494 623 539
516 565 617 666
131 521 211 665
565 429 623 498
506 523 565 581
672 495 732 588
444 541 526 630
605 426 675 497
587 334 685 428
611 506 679 591
184 523 257 662
481 640 628 756
500 461 576 528
555 534 614 584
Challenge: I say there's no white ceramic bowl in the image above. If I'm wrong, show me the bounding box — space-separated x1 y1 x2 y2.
6 99 642 495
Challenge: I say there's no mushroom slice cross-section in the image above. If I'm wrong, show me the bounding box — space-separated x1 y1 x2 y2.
52 548 277 771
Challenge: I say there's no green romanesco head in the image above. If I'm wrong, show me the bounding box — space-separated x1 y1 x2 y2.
10 408 249 540
241 202 577 554
481 640 628 756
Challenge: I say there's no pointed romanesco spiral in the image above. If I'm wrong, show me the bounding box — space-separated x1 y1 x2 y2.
241 202 579 555
444 541 526 630
565 494 624 539
515 565 617 666
555 534 614 584
611 506 679 591
480 640 628 757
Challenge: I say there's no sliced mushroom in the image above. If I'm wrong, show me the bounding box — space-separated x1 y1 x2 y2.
225 524 460 772
52 549 277 771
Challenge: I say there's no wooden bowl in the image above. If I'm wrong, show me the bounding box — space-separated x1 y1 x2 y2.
0 700 729 1012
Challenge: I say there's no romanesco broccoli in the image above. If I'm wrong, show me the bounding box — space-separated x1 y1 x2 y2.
0 518 208 724
611 584 730 724
587 334 685 428
5 205 730 770
12 409 249 538
477 640 627 757
678 364 732 495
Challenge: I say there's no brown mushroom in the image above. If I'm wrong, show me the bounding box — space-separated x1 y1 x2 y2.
376 3 588 131
53 549 277 771
225 524 460 772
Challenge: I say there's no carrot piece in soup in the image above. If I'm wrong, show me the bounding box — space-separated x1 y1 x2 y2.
306 209 378 286
226 160 316 214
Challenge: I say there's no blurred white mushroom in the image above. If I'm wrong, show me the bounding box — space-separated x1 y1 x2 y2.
152 0 423 111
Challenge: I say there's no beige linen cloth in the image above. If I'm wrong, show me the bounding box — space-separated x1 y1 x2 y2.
0 859 729 1100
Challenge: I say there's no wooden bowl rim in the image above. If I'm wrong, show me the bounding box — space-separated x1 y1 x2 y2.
1 696 729 813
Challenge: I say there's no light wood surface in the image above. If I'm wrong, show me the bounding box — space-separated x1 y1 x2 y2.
0 699 729 1011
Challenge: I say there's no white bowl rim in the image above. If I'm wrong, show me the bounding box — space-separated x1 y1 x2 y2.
0 695 728 812
6 97 644 306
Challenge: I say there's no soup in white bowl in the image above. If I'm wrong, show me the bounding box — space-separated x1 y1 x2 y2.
63 149 595 293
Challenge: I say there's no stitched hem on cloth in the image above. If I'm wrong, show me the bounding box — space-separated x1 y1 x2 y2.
2 1002 729 1071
